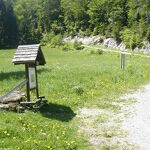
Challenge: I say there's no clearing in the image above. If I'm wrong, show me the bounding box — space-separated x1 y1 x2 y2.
1 47 150 149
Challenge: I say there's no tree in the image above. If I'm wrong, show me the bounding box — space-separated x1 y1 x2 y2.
61 0 90 35
0 0 18 48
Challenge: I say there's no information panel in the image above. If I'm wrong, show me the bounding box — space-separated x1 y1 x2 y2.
29 67 37 89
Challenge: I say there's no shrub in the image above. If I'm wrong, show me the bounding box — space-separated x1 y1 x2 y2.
40 32 55 46
120 28 143 50
93 27 98 35
120 29 134 49
83 28 91 36
90 49 104 55
90 49 95 54
40 33 64 48
112 22 122 42
62 43 71 51
136 35 144 48
146 28 150 42
50 34 64 48
73 40 84 50
97 49 104 55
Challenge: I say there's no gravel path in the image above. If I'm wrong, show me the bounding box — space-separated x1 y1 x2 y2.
77 84 150 149
122 84 150 150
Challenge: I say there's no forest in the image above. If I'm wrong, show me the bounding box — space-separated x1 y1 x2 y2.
0 0 150 49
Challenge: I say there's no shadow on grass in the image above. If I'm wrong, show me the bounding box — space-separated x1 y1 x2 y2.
40 103 76 122
0 68 51 81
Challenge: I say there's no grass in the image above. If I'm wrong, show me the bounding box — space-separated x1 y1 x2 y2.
1 47 150 149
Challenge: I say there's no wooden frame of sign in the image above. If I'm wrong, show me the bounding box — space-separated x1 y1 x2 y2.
25 64 39 102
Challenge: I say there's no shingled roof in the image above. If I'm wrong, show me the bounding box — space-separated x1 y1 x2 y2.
12 44 46 65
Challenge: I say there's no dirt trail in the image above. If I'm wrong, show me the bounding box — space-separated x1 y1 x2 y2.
84 45 150 58
77 84 150 149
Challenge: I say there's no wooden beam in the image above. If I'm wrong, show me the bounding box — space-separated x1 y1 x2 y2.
35 65 39 99
25 64 30 101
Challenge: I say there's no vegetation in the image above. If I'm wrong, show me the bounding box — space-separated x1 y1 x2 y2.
0 0 150 48
0 0 150 149
73 40 84 50
1 47 150 149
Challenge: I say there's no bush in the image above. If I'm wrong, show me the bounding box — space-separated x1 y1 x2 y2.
90 49 104 55
120 29 134 49
136 35 144 48
62 43 71 51
112 22 122 42
73 40 84 50
40 33 64 48
93 27 98 35
120 28 143 50
97 49 104 55
146 28 150 42
83 28 91 36
50 34 64 48
40 32 55 46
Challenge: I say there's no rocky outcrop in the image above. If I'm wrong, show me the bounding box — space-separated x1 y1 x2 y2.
64 36 150 52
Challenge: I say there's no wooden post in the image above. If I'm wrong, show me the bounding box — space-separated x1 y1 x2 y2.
121 52 125 69
121 53 122 69
35 65 39 99
25 64 30 101
123 53 125 69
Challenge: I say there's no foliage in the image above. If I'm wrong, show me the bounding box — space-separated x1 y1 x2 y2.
62 43 72 51
73 40 84 50
40 32 55 46
120 28 143 50
40 33 63 48
50 34 63 48
146 27 150 42
0 0 18 48
89 49 104 55
0 0 150 48
97 49 104 55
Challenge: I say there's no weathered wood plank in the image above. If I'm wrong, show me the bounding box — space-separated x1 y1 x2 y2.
15 52 38 55
14 55 37 58
0 80 26 101
13 57 36 61
0 92 22 104
18 44 40 48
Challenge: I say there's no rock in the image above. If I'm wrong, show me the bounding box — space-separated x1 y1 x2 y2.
0 91 22 111
64 35 150 52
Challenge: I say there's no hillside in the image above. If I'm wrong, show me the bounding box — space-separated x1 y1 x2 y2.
0 0 150 49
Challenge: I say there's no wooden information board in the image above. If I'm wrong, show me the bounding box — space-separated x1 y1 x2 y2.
29 67 37 90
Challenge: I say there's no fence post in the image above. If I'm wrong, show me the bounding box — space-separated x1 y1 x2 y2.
121 52 125 69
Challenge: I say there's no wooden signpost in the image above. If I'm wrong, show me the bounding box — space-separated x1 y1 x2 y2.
120 52 125 69
12 44 47 111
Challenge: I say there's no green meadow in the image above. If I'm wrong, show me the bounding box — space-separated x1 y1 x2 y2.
1 47 150 149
